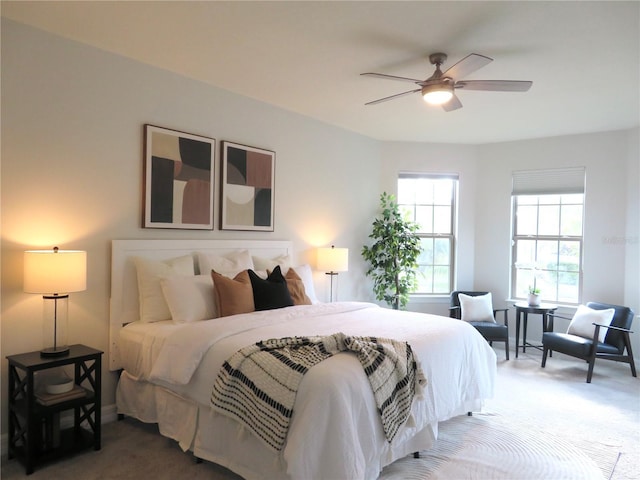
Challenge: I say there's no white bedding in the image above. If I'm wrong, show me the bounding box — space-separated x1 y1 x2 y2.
117 301 496 480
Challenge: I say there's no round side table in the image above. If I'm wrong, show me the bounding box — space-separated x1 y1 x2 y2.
513 302 558 358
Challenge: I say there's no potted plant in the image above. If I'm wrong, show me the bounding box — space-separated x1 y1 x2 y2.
528 280 541 306
361 192 421 310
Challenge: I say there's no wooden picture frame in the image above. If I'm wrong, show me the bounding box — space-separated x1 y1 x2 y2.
143 125 215 230
220 141 275 231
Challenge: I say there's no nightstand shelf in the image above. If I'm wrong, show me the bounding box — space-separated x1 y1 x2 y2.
7 344 103 475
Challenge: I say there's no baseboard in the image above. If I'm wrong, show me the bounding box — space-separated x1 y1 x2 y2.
1 403 117 460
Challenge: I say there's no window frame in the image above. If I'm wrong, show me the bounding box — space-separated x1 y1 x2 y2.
510 193 585 305
397 173 458 296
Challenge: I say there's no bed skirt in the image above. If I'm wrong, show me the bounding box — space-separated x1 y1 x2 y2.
116 371 479 480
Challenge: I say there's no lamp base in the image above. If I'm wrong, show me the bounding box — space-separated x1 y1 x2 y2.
40 346 70 358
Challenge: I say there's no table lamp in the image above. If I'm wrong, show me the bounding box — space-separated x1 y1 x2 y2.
24 247 87 357
317 245 348 302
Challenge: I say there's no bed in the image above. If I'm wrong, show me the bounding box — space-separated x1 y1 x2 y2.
110 239 496 480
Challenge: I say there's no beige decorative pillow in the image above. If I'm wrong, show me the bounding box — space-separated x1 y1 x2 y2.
290 264 319 304
252 254 292 272
211 270 254 317
134 255 195 322
283 268 312 305
197 250 253 277
160 274 217 322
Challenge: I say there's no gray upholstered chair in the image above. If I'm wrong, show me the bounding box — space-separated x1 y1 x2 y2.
449 291 509 360
541 302 636 383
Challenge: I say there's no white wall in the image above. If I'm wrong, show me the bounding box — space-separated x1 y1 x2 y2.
0 19 381 433
625 129 640 312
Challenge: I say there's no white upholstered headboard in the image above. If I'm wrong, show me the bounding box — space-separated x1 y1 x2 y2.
109 239 293 370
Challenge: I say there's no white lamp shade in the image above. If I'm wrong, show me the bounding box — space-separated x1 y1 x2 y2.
24 249 87 294
317 246 349 273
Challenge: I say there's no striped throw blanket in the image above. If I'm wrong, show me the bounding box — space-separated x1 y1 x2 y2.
210 332 426 452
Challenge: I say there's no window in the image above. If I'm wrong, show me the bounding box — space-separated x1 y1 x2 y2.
511 168 585 304
397 173 457 295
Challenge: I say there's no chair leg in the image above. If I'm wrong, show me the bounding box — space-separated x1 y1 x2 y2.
505 338 509 361
541 347 548 368
624 333 637 377
586 359 595 383
586 347 598 383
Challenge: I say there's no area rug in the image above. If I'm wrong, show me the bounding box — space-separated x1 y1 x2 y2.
379 412 617 480
1 411 618 480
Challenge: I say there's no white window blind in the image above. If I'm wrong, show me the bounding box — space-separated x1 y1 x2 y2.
512 167 585 195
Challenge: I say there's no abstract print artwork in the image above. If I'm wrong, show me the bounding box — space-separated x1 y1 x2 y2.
221 141 275 231
143 125 215 230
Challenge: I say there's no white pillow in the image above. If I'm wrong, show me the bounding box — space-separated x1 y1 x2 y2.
290 264 319 304
134 255 195 322
252 254 292 271
459 293 495 323
197 250 253 277
567 305 615 343
161 275 217 323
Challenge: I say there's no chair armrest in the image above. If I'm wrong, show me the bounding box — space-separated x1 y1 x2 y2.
545 312 572 333
449 306 461 319
592 323 634 334
493 308 509 327
589 323 634 345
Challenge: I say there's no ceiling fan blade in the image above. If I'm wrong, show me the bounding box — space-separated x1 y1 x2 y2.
442 94 463 112
365 88 421 105
456 80 533 91
360 72 424 84
442 53 492 80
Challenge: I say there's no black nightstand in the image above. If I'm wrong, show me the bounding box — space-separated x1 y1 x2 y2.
6 344 103 474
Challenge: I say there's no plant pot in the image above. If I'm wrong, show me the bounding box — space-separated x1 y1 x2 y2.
527 293 541 306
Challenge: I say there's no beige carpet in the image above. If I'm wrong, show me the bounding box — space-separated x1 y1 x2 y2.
2 347 638 479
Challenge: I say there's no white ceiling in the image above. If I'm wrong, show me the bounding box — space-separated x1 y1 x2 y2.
2 1 639 144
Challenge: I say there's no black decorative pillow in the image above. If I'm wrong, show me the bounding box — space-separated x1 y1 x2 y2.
248 266 294 311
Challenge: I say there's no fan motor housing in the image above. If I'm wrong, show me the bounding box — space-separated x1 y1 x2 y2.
429 53 448 66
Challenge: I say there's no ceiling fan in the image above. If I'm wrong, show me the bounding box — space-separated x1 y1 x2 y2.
361 53 532 111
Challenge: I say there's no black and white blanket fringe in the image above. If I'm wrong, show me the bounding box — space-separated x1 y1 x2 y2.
210 332 427 452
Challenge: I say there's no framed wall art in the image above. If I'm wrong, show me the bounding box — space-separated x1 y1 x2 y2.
143 125 215 230
220 141 275 231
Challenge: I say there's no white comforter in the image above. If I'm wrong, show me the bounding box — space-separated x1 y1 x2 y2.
118 302 496 480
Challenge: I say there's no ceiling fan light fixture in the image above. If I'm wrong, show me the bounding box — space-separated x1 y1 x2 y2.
422 83 453 105
363 52 531 111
